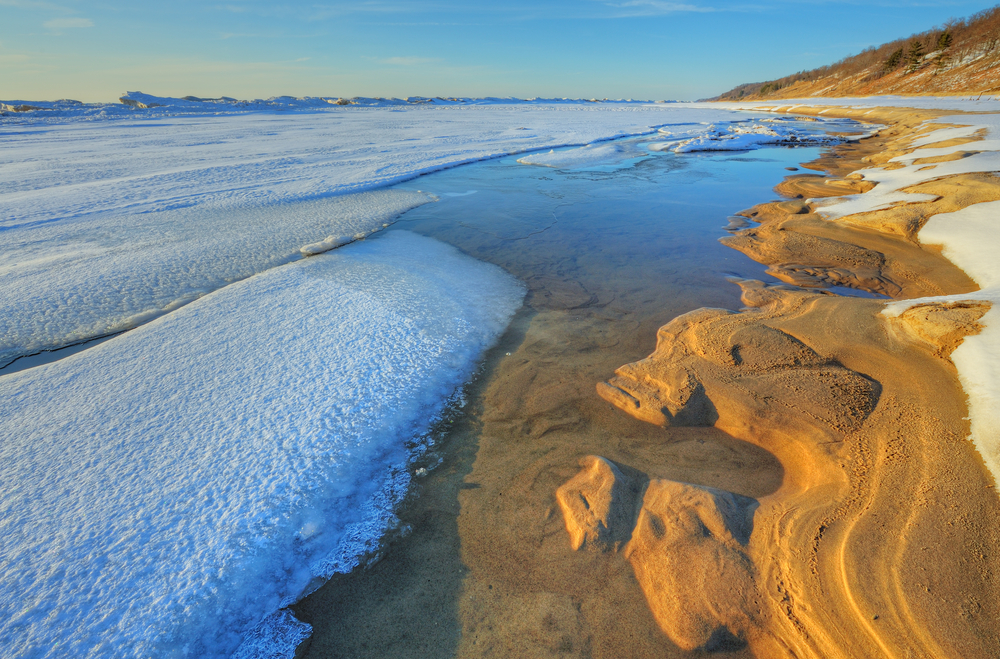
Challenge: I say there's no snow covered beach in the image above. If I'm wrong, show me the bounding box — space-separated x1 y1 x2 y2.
0 97 855 657
4 93 1000 658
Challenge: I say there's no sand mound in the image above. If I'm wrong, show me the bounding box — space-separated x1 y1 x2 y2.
839 173 1000 240
774 174 875 199
557 456 761 651
598 299 879 442
555 456 643 551
888 300 990 357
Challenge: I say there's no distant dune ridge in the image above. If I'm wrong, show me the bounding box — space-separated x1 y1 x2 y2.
713 5 1000 100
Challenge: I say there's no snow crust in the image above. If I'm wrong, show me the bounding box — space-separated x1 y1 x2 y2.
651 120 849 153
0 101 777 366
0 190 426 368
0 230 524 658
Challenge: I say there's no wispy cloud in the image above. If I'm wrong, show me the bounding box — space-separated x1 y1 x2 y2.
43 17 93 29
373 56 442 66
602 0 717 15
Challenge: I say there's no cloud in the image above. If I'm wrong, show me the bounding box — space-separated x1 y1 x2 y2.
43 17 93 29
603 0 717 15
376 56 442 66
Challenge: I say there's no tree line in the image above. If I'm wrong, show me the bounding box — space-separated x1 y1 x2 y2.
712 5 1000 100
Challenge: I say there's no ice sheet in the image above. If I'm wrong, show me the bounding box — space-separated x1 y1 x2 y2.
660 121 845 153
1 101 764 366
0 190 427 368
516 142 645 169
0 230 524 658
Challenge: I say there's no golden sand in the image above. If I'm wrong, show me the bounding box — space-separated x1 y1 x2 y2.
296 107 1000 658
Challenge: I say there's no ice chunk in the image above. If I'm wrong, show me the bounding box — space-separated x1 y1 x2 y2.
0 230 525 658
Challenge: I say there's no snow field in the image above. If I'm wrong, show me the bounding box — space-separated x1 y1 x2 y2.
0 189 428 368
1 102 766 367
0 230 525 658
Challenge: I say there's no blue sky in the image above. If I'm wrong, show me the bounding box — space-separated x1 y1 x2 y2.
2 0 996 102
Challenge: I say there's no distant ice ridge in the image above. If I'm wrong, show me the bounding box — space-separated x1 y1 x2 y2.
0 230 525 658
0 91 674 120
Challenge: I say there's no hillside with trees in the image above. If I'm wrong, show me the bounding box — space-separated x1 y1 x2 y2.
713 5 1000 100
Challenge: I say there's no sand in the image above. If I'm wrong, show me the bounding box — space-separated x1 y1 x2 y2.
295 107 1000 658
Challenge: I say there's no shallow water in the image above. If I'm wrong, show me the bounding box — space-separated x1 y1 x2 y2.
293 127 851 657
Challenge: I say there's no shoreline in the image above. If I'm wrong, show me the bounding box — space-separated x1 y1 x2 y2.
594 105 1000 656
295 104 1000 657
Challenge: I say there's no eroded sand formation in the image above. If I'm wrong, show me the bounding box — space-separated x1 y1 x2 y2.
580 107 1000 657
557 456 761 651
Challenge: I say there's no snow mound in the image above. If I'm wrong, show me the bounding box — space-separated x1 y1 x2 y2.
0 230 525 658
0 189 429 368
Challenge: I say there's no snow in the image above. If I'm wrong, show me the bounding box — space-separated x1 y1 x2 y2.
0 98 767 367
653 120 850 153
0 190 427 368
0 230 525 658
9 91 995 658
808 114 1000 220
516 142 646 169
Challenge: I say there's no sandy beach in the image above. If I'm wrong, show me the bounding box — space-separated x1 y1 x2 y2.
293 105 1000 658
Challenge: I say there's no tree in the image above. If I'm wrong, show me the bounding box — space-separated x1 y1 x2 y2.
937 31 953 50
906 40 925 72
884 47 904 71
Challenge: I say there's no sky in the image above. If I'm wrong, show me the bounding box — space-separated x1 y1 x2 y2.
1 0 997 102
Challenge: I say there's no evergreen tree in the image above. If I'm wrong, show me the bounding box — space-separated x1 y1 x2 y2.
906 40 925 72
884 47 904 71
937 31 953 50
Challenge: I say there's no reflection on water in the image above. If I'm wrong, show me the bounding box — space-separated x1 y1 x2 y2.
295 128 844 658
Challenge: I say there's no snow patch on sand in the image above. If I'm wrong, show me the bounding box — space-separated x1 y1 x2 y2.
0 230 524 659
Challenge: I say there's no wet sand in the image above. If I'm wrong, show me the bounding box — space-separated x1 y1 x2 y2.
295 108 1000 657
